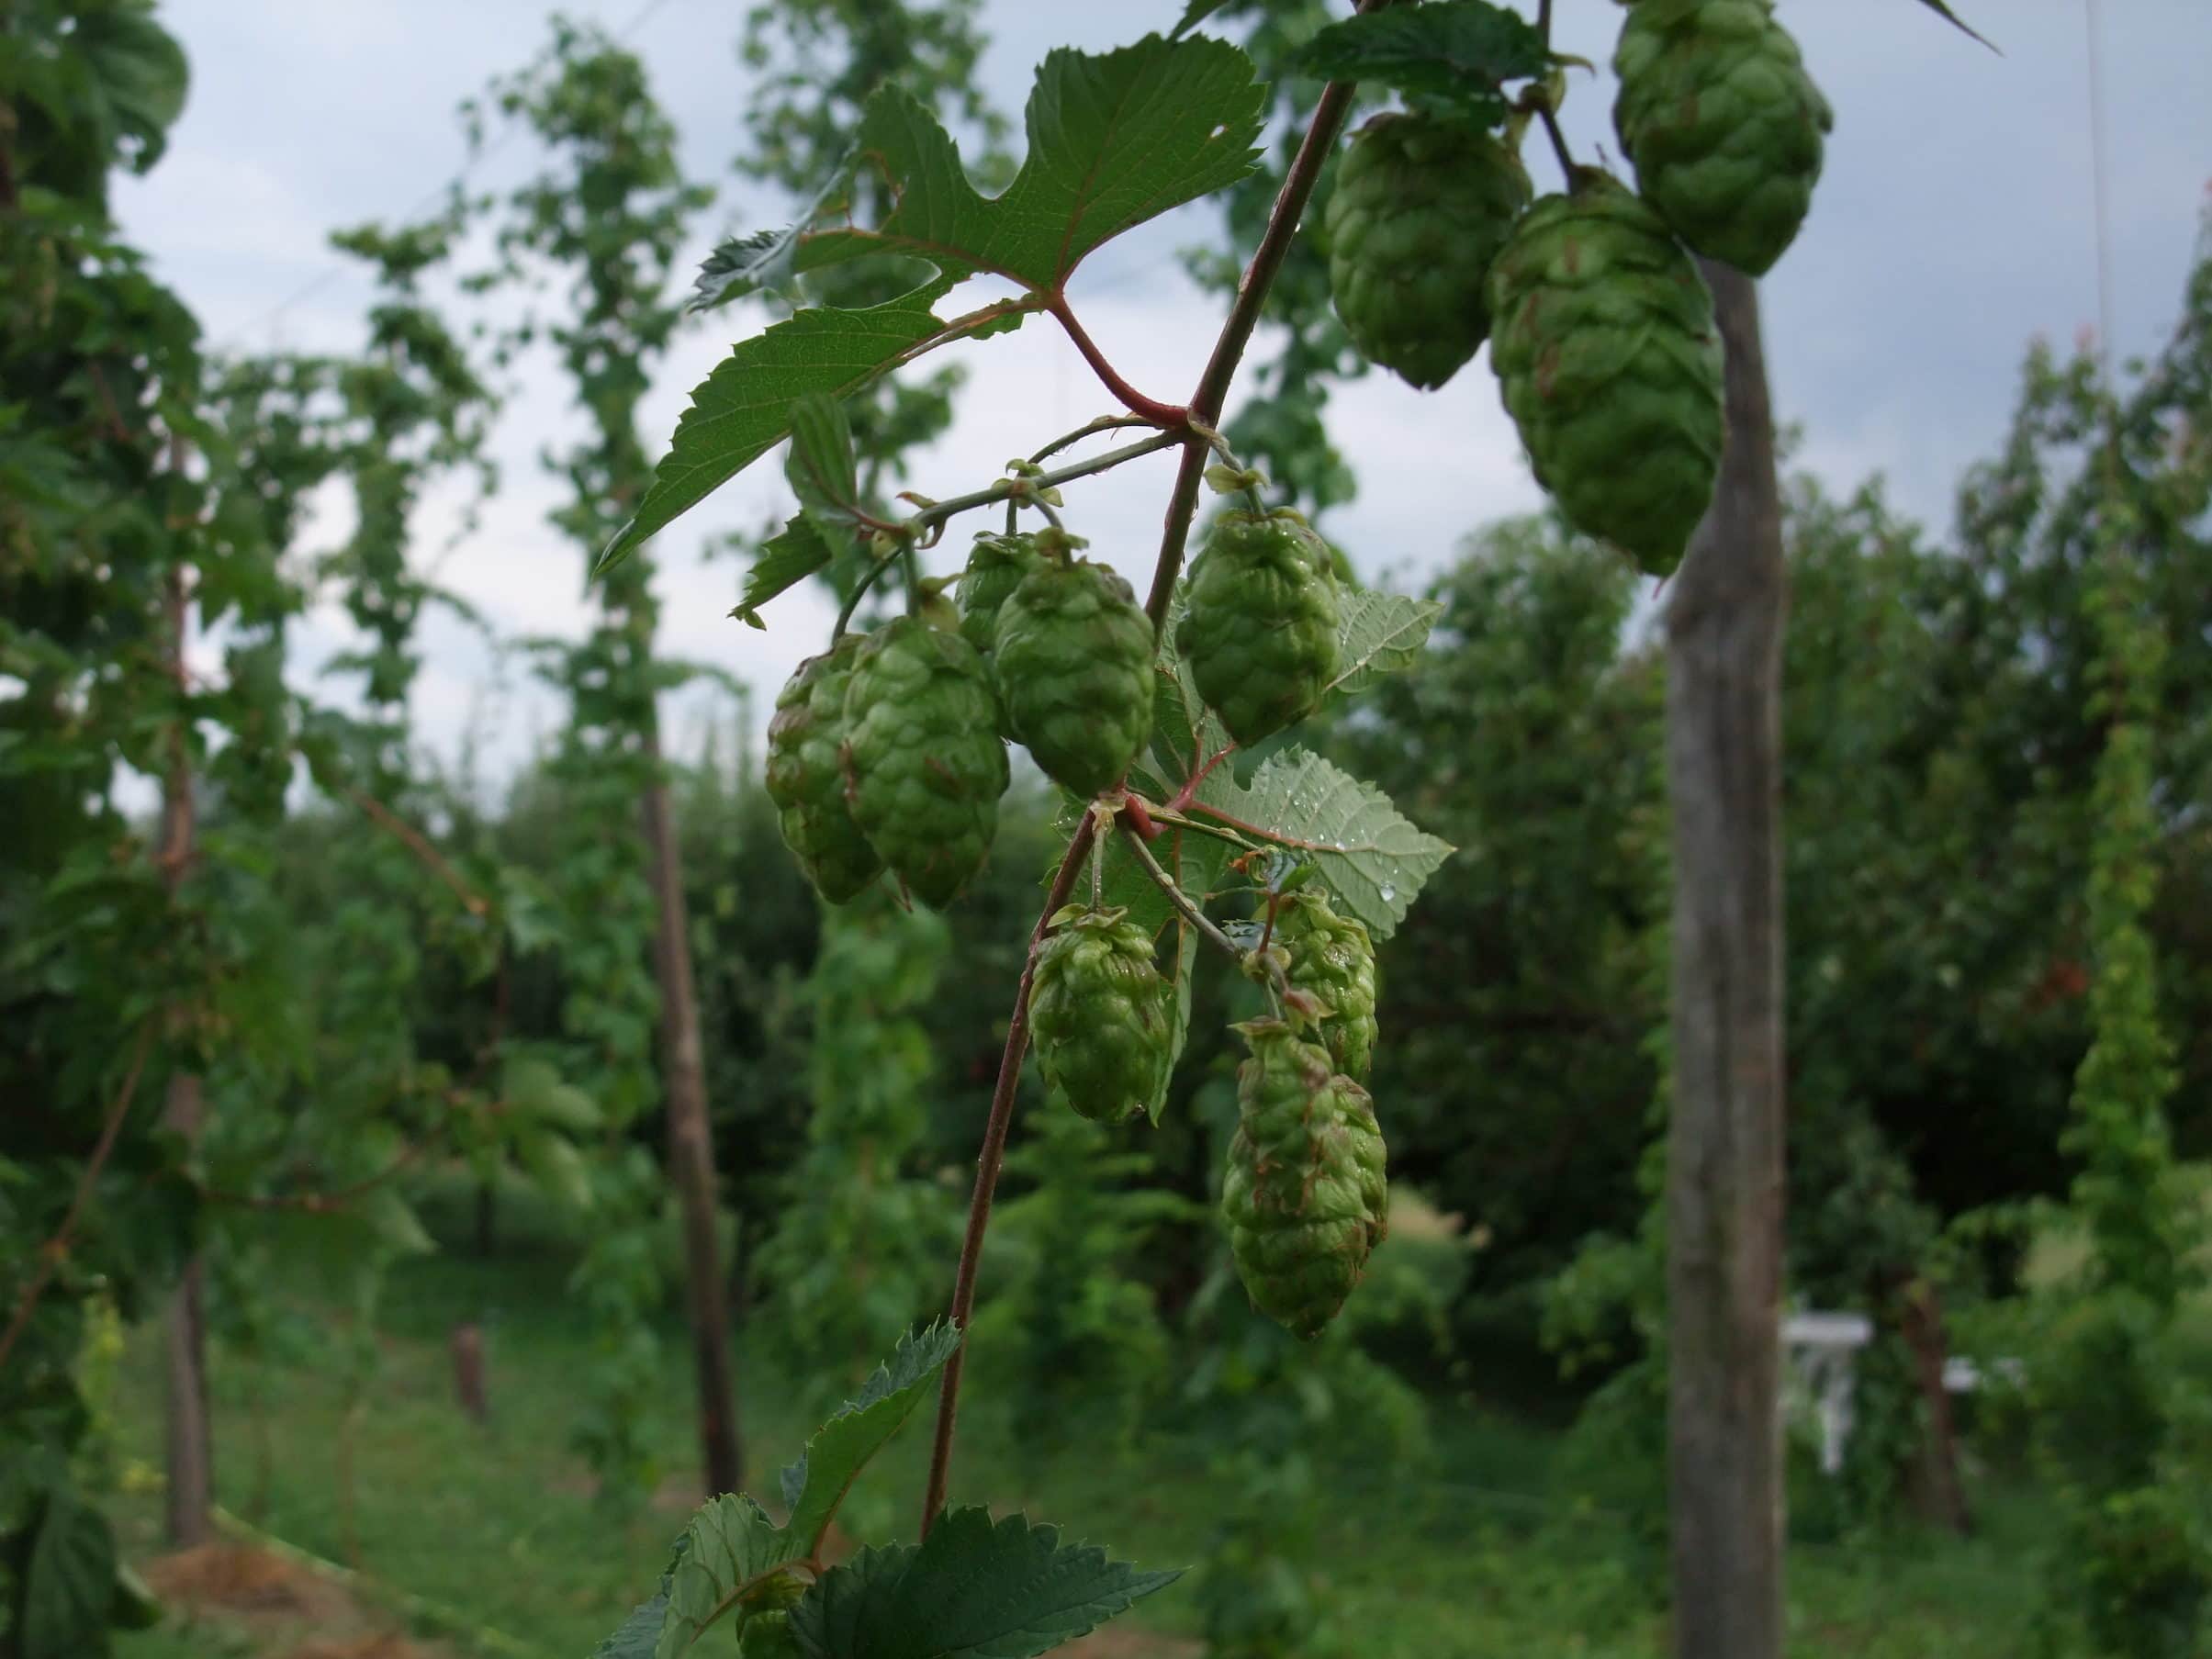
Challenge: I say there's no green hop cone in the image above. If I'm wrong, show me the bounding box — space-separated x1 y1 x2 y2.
1323 110 1533 390
1174 510 1342 746
1275 890 1378 1082
1027 906 1173 1123
1486 173 1724 577
1612 0 1833 277
994 553 1155 799
1222 1019 1387 1339
841 617 1009 909
764 637 882 903
954 530 1041 656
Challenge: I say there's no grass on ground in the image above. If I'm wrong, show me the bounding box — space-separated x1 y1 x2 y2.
101 1180 2057 1659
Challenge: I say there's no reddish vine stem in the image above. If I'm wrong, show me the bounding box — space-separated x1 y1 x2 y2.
0 1025 156 1379
1141 71 1364 629
1046 296 1190 430
346 787 489 915
921 52 1368 1538
919 812 1096 1531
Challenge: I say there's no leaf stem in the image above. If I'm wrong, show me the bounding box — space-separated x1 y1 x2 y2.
1028 413 1159 467
1047 296 1191 429
920 813 1097 1535
1533 0 1577 182
1117 821 1242 966
1535 106 1576 182
912 430 1184 545
831 545 901 640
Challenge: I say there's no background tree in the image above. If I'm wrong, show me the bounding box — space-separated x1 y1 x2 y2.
477 19 741 1499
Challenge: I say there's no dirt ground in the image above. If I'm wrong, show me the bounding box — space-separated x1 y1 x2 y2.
138 1540 1200 1658
142 1545 451 1659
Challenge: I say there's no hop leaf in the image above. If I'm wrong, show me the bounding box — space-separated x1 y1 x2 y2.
1028 908 1175 1123
1612 0 1834 276
1324 111 1532 389
1221 1019 1388 1339
841 618 1009 909
1174 510 1342 745
766 639 884 904
1486 173 1724 577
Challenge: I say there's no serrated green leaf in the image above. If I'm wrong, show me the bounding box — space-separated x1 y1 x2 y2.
513 1126 594 1212
1191 748 1451 940
785 393 863 531
790 1507 1179 1659
599 278 1030 575
659 1496 799 1659
783 1323 962 1554
358 1187 436 1257
692 230 790 313
601 36 1266 572
594 1591 668 1659
1909 0 1996 50
691 155 854 312
108 1563 160 1632
793 39 1264 294
22 1489 117 1659
735 517 838 630
1326 589 1443 699
1170 0 1239 39
74 2 191 175
1290 1 1546 121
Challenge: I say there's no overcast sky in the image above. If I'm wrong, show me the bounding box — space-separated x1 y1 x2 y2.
114 0 2212 790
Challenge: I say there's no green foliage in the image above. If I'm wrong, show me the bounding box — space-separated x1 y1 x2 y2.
758 901 961 1386
791 1507 1179 1659
585 1327 1174 1659
1290 1 1549 126
974 1109 1196 1443
605 30 1266 569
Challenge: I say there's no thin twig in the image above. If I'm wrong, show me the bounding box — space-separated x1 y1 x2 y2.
1027 413 1157 467
913 429 1183 544
919 813 1096 1533
1533 0 1577 183
203 1138 431 1214
0 1026 156 1379
1117 821 1243 966
347 788 489 915
1535 106 1576 183
832 544 902 640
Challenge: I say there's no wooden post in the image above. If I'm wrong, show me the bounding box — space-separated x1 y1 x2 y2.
159 564 215 1549
449 1322 491 1424
641 728 745 1496
1665 261 1788 1659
